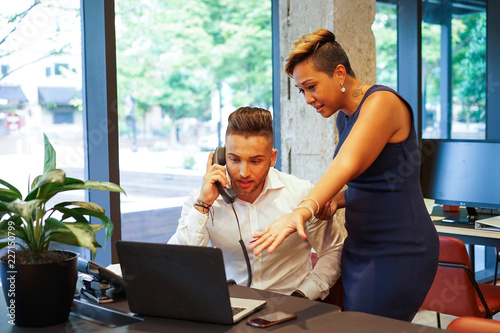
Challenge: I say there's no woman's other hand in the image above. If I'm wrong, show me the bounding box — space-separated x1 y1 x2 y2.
249 211 307 256
316 191 345 220
316 200 336 220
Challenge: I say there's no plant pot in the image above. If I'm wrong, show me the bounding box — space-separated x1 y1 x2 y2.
0 251 79 327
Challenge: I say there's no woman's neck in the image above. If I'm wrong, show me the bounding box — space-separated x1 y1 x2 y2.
341 78 371 116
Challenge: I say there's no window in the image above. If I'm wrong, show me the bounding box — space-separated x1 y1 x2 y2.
0 1 84 248
373 1 398 90
54 62 69 76
114 0 273 243
1 65 8 76
421 0 486 139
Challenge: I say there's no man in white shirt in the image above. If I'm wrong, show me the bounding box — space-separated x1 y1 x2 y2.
168 107 344 300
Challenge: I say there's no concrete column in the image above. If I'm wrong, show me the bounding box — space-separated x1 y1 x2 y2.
278 0 376 233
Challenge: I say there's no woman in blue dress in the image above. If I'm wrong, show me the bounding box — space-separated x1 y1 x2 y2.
250 28 439 321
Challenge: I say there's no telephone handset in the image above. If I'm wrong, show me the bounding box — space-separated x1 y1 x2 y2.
78 257 125 303
213 147 238 204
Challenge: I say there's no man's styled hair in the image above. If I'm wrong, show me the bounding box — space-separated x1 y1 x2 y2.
284 28 356 79
226 107 274 145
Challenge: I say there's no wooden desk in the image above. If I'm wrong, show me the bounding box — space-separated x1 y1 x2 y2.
0 284 444 332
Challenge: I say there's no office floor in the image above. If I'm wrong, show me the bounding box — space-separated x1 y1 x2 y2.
412 310 500 330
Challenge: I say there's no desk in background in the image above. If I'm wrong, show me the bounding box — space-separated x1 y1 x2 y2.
431 205 500 248
0 284 445 332
431 206 500 279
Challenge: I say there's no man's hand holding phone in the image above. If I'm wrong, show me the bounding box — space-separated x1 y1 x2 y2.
194 152 227 213
211 147 238 204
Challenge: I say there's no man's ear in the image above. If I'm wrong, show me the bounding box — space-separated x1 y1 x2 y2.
270 149 278 167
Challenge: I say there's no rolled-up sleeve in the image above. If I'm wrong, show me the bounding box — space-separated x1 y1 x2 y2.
168 189 210 246
298 217 344 300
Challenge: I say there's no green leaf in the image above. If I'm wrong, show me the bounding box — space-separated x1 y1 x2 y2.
0 189 22 202
62 180 126 195
52 203 113 243
26 169 66 201
49 222 102 257
34 169 66 189
54 206 90 223
0 201 12 217
64 177 85 186
7 198 42 223
0 179 22 200
30 174 42 191
0 216 29 244
43 133 57 174
55 201 106 215
43 217 66 232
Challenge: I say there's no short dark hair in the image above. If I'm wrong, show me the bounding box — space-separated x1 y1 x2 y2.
226 107 273 145
284 28 356 78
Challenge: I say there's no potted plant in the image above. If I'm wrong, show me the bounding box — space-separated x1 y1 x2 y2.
0 134 125 327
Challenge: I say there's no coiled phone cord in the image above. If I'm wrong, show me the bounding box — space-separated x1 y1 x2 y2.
231 203 252 287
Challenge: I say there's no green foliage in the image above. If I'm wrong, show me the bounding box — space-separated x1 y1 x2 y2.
373 2 397 89
421 9 486 126
452 12 486 123
115 0 272 121
183 155 196 170
0 134 126 258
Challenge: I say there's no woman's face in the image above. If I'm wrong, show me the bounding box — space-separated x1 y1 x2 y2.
293 60 343 118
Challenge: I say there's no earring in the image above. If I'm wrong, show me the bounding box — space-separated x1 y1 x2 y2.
340 83 346 93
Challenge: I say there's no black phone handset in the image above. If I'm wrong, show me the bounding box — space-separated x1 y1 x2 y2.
213 147 238 204
213 147 252 287
77 257 125 303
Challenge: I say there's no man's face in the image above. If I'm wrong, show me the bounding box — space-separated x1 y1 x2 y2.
225 134 277 203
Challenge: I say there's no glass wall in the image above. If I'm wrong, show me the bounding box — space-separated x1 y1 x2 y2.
114 0 272 243
0 1 84 213
373 1 398 90
422 0 486 139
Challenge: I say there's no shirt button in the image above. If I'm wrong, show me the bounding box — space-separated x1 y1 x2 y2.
254 278 259 282
251 205 255 209
255 256 259 261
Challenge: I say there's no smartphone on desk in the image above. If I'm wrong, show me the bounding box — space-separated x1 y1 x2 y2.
247 311 297 328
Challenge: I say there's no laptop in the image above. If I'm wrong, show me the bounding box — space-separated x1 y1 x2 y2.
115 241 266 325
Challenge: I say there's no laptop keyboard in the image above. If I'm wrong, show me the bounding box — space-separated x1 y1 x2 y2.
232 307 246 316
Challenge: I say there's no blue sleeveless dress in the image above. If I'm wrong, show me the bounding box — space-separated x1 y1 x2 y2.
334 85 439 321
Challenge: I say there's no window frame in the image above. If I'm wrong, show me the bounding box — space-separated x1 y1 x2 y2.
80 0 121 265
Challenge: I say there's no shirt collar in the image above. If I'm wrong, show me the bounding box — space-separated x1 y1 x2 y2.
256 168 285 199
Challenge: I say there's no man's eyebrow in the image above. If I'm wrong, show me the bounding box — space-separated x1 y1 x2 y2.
227 153 266 159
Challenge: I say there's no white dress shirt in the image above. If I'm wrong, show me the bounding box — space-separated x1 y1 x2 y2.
168 168 344 300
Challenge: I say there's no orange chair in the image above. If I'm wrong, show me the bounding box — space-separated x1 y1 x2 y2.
421 236 500 328
311 252 343 309
447 316 500 333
